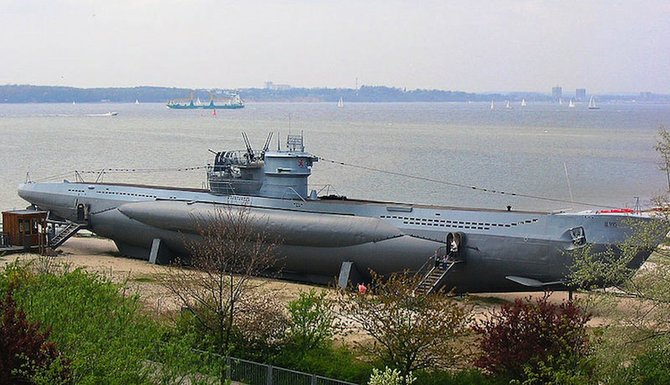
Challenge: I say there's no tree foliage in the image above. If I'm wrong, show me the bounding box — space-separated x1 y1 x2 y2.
160 206 280 383
286 289 337 352
473 296 591 379
231 292 290 361
562 127 670 383
654 126 670 190
337 271 472 383
161 207 278 353
569 210 669 291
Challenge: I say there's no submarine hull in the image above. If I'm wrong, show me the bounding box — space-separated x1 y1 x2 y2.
17 181 660 292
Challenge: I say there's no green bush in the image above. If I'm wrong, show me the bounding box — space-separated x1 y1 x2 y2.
0 284 71 384
624 341 670 385
286 289 336 352
413 368 508 385
514 355 594 385
274 344 373 384
1 264 161 384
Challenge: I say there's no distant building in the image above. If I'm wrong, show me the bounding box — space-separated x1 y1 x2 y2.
552 86 562 101
264 81 292 91
575 88 586 101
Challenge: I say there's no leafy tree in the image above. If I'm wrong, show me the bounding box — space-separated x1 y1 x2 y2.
569 220 670 383
231 292 290 361
570 197 670 292
654 126 670 190
0 284 70 385
286 289 337 352
160 206 279 384
566 127 670 383
473 296 591 380
336 271 472 384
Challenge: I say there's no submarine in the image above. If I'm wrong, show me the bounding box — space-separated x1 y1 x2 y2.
17 133 659 293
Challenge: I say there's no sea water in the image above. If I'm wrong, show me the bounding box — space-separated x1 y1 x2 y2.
1 101 669 212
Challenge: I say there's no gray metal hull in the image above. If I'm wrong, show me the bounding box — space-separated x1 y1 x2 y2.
18 181 655 292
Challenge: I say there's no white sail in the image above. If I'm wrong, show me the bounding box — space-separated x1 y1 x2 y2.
490 101 495 110
521 99 527 107
588 96 599 109
505 100 512 109
568 99 575 108
337 97 344 108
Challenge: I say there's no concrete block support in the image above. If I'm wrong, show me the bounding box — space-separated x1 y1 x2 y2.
337 261 363 289
149 238 162 264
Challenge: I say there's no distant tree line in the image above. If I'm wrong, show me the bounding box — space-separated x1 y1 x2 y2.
0 84 667 104
241 86 510 103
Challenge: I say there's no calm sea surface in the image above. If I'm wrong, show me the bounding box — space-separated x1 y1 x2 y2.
1 102 669 212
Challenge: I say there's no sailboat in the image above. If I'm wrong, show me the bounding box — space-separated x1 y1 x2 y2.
588 96 600 110
505 100 512 109
521 99 527 107
568 99 575 108
337 97 344 108
135 99 140 105
490 101 495 110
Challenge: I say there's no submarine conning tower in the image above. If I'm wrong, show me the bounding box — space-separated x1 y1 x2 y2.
260 134 318 199
207 133 319 199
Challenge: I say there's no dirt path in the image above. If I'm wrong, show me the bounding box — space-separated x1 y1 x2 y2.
1 236 319 315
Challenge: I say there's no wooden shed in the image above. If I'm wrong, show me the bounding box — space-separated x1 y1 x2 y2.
1 210 47 248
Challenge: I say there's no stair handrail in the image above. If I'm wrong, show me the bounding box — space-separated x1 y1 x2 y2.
49 222 84 248
414 246 450 294
415 246 447 279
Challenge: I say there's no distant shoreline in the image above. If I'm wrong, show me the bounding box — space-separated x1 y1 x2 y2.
1 84 668 104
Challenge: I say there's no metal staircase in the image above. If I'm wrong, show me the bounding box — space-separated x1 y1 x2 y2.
415 259 461 295
414 242 465 295
48 222 84 248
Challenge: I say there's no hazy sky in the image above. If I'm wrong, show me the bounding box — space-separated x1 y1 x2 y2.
1 0 669 93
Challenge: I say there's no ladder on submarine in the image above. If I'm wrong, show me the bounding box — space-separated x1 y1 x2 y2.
414 258 461 295
414 232 465 295
48 222 85 248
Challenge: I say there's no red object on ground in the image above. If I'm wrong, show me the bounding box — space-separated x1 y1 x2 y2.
358 283 367 294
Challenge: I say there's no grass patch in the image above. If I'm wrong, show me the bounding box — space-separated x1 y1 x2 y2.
132 275 157 283
468 295 511 305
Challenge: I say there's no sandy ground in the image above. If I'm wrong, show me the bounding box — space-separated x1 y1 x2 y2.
1 236 334 316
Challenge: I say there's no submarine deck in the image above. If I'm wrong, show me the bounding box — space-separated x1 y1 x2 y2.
77 181 549 215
